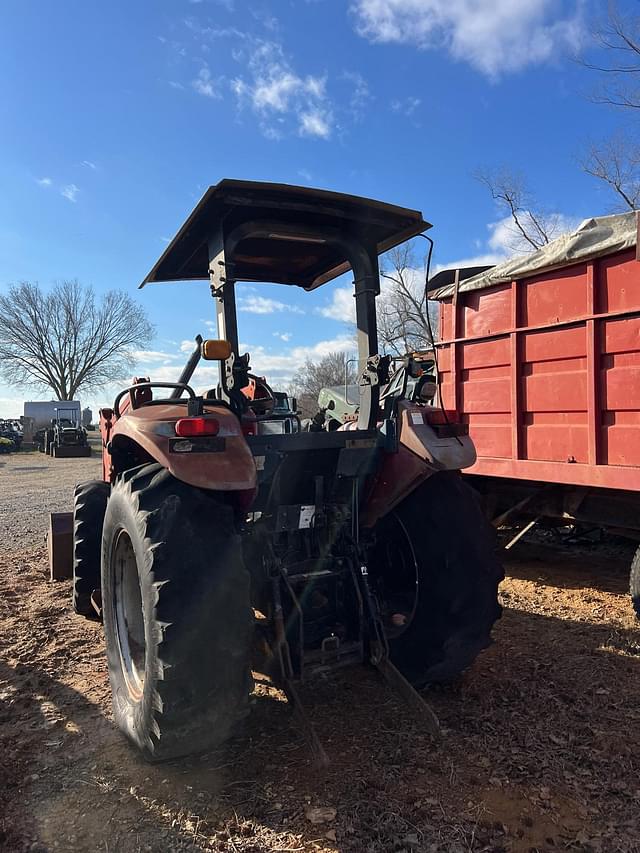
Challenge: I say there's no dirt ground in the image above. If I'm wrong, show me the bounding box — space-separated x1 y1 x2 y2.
1 447 639 853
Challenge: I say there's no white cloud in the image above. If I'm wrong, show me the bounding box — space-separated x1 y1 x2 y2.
299 108 332 138
131 363 210 386
169 80 185 90
237 295 304 315
254 71 307 110
231 40 333 139
351 0 584 77
192 65 219 98
130 335 355 391
185 19 246 41
36 177 52 187
0 394 25 418
432 252 505 275
240 335 355 384
433 212 581 273
132 349 183 363
391 96 421 115
318 267 427 324
318 285 355 322
342 70 372 121
81 160 97 170
273 331 292 341
487 212 580 254
61 184 79 203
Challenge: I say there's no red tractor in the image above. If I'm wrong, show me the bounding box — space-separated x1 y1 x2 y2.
71 180 503 763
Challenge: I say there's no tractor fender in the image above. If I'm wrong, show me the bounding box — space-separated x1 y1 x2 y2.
108 404 257 492
361 402 476 527
395 402 476 471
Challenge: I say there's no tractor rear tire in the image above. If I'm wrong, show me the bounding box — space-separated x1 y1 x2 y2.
73 480 110 616
629 545 640 619
101 463 252 762
370 470 503 686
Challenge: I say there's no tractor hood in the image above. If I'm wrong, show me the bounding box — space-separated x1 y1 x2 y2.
141 179 430 291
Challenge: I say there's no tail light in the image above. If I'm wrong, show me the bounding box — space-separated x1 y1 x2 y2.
175 417 220 437
423 408 468 437
424 409 460 425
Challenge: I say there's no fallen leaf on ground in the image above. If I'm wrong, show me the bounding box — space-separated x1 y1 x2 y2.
305 806 337 824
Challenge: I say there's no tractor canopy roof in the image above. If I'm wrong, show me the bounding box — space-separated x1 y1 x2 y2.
141 179 430 291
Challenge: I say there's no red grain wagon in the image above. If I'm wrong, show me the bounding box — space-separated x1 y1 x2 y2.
430 212 640 614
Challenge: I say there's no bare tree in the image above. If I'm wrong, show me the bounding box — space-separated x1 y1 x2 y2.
578 4 640 209
474 169 566 251
582 3 640 110
378 243 438 357
291 351 356 416
0 280 154 400
583 134 640 210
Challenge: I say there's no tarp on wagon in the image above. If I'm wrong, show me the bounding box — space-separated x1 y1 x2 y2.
429 211 638 300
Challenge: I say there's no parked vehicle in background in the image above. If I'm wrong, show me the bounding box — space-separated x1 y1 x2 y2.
0 419 22 450
23 400 81 452
316 351 436 432
430 212 640 615
0 436 16 453
36 408 91 458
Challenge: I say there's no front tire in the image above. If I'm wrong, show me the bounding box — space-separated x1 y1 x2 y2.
73 480 110 616
101 463 252 762
370 471 504 686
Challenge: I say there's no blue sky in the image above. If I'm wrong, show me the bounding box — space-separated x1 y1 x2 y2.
0 0 632 417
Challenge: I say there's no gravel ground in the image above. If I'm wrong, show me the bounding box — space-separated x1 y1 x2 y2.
0 440 102 550
1 449 639 853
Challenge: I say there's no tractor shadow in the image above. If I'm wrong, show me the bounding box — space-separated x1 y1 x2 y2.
501 537 635 596
2 604 640 851
0 656 119 851
145 602 640 851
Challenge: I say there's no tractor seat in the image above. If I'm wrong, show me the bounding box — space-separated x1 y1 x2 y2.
130 377 152 409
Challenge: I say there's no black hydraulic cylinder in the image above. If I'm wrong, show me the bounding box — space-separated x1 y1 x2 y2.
171 334 203 398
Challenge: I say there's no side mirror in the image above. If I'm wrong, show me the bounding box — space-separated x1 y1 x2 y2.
290 397 297 413
201 339 232 360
